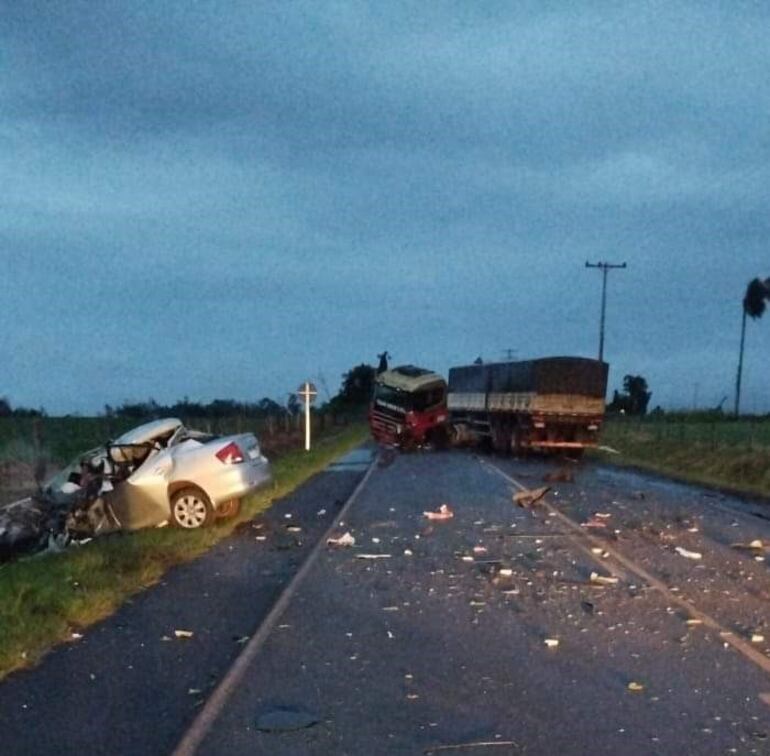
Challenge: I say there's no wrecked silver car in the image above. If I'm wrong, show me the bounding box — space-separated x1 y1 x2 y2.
0 418 272 559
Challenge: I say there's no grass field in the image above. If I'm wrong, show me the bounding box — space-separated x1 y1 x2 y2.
0 423 369 681
597 415 770 497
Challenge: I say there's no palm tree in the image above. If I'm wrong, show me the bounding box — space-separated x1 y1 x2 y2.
735 277 770 415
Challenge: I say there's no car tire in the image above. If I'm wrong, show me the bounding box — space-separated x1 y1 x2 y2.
170 487 215 529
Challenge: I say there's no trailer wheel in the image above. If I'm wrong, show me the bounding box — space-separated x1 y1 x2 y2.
491 422 510 455
429 426 450 451
510 428 525 457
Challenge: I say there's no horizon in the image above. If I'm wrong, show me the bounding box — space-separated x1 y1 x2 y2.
3 2 769 415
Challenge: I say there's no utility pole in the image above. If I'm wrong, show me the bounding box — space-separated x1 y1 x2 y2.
502 348 517 361
585 261 627 363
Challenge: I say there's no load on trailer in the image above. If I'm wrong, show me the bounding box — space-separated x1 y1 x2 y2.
448 357 608 454
368 365 448 448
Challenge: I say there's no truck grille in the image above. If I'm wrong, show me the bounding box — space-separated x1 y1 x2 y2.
369 408 403 439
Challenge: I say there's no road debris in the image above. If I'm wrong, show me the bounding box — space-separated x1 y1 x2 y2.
513 487 549 508
627 681 645 692
174 630 194 639
674 546 702 560
590 572 619 586
327 532 356 548
732 539 766 552
423 504 454 521
255 706 320 732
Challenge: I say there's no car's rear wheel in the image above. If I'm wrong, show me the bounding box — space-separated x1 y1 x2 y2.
216 498 241 519
171 487 215 529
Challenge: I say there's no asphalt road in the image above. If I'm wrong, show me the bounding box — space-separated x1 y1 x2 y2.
0 449 373 756
3 448 770 755
191 450 770 756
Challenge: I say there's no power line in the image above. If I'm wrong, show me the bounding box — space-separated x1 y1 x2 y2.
585 261 627 363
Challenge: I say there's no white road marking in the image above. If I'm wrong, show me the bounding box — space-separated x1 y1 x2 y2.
484 459 770 680
171 454 379 756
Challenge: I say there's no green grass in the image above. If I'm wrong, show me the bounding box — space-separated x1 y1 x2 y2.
596 416 770 497
0 424 368 680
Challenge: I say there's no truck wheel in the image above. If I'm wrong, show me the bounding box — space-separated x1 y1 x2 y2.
510 428 524 457
430 426 450 451
491 422 511 455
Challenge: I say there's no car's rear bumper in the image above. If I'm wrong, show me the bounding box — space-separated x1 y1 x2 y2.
208 456 273 504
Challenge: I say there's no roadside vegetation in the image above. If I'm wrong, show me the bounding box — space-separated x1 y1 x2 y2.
0 423 368 681
597 413 770 498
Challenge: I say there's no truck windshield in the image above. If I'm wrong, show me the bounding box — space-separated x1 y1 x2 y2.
374 385 444 411
374 385 411 411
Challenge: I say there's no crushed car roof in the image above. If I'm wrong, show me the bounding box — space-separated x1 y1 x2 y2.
113 418 183 445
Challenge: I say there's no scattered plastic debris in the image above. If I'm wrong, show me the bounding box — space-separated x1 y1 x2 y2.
423 504 454 521
327 532 356 548
174 630 194 639
544 638 559 648
627 681 645 692
732 539 765 552
752 634 765 644
355 553 392 560
674 546 702 560
513 487 550 507
590 572 619 586
404 549 413 556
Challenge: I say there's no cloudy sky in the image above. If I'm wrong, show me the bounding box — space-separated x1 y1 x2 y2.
2 1 769 414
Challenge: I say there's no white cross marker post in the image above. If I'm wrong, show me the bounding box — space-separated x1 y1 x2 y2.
297 381 318 451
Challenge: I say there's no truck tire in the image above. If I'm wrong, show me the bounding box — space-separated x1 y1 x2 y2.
510 427 525 457
429 425 450 451
491 421 510 455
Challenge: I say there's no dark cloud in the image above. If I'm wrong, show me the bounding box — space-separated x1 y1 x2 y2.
1 1 769 412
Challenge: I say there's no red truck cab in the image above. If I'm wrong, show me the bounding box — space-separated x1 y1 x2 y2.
368 365 448 448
